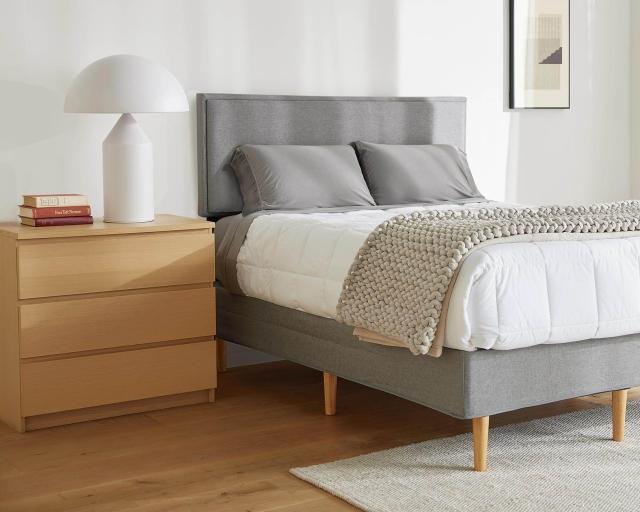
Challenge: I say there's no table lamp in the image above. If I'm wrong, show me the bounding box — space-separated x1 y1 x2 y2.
64 54 189 223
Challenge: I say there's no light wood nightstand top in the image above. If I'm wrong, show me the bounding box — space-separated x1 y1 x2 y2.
0 214 213 240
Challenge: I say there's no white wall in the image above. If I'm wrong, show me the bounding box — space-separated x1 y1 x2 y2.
507 1 630 204
0 0 400 221
0 0 631 222
0 0 633 364
632 1 640 198
396 0 630 204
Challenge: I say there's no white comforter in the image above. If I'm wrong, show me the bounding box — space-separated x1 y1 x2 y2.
236 203 640 351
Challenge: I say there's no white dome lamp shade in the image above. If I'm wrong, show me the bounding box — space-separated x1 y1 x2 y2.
64 55 189 223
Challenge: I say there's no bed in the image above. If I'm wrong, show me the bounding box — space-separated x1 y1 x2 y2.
197 93 640 471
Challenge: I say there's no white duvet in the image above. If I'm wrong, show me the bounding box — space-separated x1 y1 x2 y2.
236 203 640 352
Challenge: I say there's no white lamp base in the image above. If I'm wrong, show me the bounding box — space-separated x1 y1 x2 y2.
102 113 154 223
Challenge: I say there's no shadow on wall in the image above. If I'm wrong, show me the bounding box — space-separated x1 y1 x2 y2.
502 0 631 205
245 0 399 96
365 1 400 96
188 0 400 367
0 0 401 223
0 81 64 150
0 81 65 213
502 0 518 202
190 0 399 96
181 0 400 247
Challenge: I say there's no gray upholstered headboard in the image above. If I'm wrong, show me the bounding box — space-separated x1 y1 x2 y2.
197 93 467 219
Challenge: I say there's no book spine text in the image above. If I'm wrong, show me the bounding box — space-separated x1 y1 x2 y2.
20 206 92 219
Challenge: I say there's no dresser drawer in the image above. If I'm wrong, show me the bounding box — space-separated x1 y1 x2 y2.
21 341 216 416
18 230 214 299
20 287 216 358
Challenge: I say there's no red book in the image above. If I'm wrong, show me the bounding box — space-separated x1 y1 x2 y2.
19 205 92 219
20 216 94 227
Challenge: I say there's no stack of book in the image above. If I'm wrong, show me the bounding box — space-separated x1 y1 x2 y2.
19 194 93 227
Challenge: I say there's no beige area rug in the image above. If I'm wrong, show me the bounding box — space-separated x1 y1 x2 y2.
291 402 640 512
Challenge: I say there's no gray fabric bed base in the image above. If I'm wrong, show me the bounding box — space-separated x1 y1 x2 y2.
217 287 640 419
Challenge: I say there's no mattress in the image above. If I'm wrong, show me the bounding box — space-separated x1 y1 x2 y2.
232 202 640 352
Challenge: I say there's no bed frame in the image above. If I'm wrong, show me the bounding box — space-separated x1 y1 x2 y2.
197 93 640 471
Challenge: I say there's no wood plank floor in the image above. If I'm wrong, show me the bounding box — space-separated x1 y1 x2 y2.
0 361 638 511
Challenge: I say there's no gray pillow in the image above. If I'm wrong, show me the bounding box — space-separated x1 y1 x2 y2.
231 144 375 213
354 142 484 205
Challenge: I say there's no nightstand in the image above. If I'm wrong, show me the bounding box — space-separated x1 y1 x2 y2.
0 215 216 432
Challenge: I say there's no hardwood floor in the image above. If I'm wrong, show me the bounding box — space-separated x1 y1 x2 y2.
0 361 637 511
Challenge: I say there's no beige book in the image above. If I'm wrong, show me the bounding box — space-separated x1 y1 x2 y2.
22 194 89 208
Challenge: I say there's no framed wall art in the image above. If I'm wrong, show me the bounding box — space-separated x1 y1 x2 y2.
510 0 570 109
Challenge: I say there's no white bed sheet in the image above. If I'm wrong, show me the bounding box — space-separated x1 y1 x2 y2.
236 203 640 351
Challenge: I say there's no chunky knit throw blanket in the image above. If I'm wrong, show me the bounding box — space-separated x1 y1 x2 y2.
336 201 640 357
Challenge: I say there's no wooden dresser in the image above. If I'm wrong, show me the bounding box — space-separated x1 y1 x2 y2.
0 215 216 432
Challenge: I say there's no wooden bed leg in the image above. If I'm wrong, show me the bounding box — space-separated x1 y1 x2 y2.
612 389 628 442
216 338 227 373
323 372 337 416
472 416 489 472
